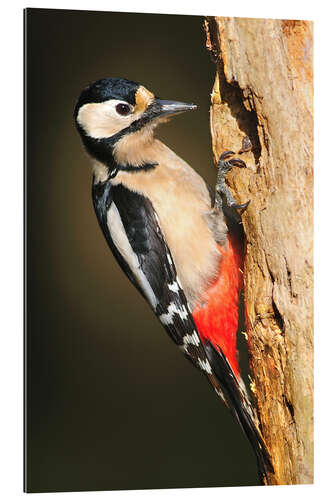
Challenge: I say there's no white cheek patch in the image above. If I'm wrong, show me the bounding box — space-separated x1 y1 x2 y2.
77 100 135 139
107 203 158 309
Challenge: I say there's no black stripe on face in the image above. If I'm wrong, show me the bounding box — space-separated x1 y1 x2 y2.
117 163 157 173
77 127 158 175
75 100 163 174
77 98 162 145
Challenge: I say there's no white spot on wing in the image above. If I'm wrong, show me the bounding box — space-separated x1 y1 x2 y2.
183 331 200 347
215 387 226 403
107 203 158 309
167 253 173 266
159 302 188 325
197 358 213 374
168 281 179 292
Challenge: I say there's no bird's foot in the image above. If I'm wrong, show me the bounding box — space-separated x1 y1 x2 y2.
215 151 250 213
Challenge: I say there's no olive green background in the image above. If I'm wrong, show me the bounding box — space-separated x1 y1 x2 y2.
25 8 258 493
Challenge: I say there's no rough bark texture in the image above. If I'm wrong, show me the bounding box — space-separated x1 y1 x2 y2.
205 17 313 485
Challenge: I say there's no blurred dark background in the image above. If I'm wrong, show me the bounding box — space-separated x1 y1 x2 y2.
25 8 258 493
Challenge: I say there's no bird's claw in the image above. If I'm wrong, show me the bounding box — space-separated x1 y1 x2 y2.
215 150 250 213
219 150 236 161
227 158 247 168
218 152 247 170
230 200 251 213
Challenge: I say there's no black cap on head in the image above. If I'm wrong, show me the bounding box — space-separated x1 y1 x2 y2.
74 77 139 119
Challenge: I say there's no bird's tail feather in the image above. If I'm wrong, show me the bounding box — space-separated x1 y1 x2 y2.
204 341 274 484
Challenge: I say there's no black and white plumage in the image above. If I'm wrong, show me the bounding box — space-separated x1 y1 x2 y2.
75 77 273 483
92 179 213 376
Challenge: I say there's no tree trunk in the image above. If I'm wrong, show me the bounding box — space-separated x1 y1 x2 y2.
205 17 313 485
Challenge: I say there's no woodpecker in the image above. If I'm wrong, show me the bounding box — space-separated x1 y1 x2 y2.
74 77 273 482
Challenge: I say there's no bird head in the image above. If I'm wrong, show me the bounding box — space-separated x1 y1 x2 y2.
74 77 197 143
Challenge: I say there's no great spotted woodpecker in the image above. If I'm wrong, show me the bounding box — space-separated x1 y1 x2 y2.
74 78 273 482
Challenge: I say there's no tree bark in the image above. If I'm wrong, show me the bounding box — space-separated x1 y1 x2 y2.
205 17 313 485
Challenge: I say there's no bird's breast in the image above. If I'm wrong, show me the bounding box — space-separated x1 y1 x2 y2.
111 144 224 309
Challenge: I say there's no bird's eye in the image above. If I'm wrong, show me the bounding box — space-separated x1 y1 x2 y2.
116 103 131 116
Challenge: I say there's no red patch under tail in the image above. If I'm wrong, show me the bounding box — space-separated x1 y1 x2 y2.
192 233 244 378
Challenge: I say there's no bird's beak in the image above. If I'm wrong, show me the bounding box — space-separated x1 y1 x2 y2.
152 99 197 117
